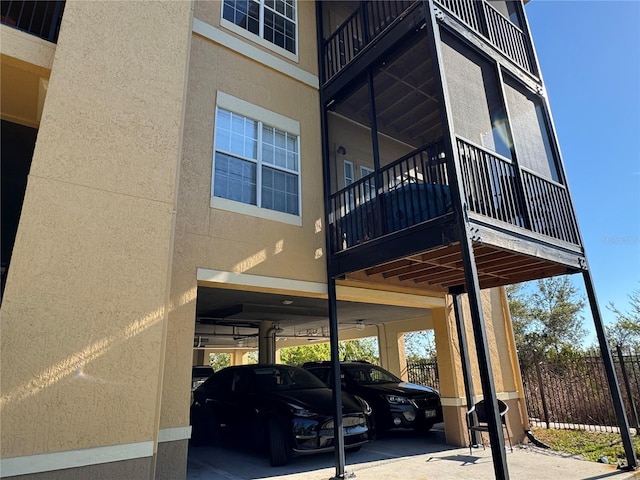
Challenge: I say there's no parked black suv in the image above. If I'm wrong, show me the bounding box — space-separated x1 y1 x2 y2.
190 364 372 466
302 361 443 434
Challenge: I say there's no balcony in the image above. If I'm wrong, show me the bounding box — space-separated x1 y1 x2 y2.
320 0 536 87
435 0 535 75
1 0 65 43
321 1 583 291
328 136 583 289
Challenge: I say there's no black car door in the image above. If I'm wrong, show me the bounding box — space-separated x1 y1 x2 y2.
226 369 262 433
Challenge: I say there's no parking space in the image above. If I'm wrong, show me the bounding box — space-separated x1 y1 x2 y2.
187 423 640 480
187 426 450 480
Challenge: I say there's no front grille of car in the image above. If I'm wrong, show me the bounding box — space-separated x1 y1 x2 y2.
320 413 367 436
413 397 440 410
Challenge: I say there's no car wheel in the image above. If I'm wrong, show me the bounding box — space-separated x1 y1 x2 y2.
268 417 290 467
189 404 207 446
201 406 221 446
346 445 362 453
414 421 435 433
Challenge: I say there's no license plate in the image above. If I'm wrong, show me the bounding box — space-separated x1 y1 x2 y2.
425 409 437 418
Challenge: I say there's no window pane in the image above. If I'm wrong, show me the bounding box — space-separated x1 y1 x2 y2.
261 167 299 215
214 152 257 205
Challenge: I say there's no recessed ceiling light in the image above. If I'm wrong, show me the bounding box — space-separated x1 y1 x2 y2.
282 300 294 305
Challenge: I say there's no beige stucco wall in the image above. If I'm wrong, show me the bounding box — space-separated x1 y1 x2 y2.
0 25 55 128
327 113 414 192
433 288 526 446
193 0 318 76
0 0 193 469
158 3 324 438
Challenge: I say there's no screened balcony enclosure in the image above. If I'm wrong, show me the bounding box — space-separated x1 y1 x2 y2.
320 0 585 292
318 3 637 477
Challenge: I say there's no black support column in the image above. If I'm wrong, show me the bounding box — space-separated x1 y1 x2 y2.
451 289 480 446
584 268 638 470
424 0 509 477
316 3 347 476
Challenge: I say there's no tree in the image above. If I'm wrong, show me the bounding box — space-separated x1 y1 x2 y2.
209 352 230 371
404 330 437 362
606 287 640 350
279 338 379 366
506 276 586 361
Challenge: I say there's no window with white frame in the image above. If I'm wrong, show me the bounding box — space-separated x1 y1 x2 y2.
213 107 300 216
222 0 297 54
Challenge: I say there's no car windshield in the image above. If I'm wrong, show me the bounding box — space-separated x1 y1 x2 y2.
343 364 402 385
254 365 327 392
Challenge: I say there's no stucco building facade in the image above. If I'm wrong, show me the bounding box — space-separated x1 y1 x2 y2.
1 1 632 479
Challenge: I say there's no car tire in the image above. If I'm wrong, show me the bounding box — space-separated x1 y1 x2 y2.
189 404 207 446
346 445 362 453
268 417 290 467
414 421 435 433
201 406 221 447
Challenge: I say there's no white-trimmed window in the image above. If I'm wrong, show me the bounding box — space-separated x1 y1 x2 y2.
213 98 300 218
222 0 297 54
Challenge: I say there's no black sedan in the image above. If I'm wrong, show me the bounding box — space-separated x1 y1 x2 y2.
303 361 443 434
190 364 372 466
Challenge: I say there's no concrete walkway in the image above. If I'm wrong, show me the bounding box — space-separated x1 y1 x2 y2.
187 429 640 480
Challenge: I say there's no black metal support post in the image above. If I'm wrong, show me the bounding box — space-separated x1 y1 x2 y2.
424 0 509 476
316 4 347 476
584 269 637 470
452 289 480 446
534 352 550 429
617 345 640 433
328 277 347 479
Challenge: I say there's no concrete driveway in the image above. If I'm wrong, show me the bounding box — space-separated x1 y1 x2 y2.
187 426 640 480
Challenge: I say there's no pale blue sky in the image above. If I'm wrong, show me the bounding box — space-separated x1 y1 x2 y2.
525 0 640 341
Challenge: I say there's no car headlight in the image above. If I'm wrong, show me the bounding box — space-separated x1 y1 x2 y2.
385 395 416 407
354 395 373 416
287 403 317 418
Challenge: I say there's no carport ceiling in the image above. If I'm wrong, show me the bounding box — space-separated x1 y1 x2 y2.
195 286 431 348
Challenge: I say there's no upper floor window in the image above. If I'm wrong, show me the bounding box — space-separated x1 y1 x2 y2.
213 105 300 217
222 0 297 54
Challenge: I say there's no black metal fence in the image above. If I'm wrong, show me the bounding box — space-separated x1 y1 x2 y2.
407 348 640 433
522 348 640 432
406 360 440 391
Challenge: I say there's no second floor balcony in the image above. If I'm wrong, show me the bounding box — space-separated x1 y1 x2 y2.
1 0 65 43
321 2 584 291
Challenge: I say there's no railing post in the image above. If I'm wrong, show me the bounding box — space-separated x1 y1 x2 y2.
47 1 64 42
477 0 490 39
534 352 550 429
360 1 370 44
617 345 640 434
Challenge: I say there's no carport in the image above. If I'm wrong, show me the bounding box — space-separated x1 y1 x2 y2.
191 268 529 475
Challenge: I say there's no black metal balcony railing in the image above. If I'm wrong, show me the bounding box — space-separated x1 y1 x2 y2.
323 0 417 82
328 137 580 255
322 0 535 84
329 140 452 253
1 0 65 43
457 137 580 245
436 0 534 74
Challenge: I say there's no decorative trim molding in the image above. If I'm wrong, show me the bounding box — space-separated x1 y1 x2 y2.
158 426 192 443
0 441 154 477
197 268 327 296
192 18 318 89
441 392 521 407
